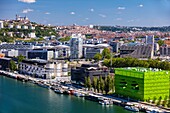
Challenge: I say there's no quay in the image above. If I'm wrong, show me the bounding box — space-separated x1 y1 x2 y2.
0 70 170 113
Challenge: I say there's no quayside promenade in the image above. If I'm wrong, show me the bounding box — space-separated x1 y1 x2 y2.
0 70 170 113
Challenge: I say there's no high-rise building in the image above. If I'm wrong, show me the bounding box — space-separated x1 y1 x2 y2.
70 34 83 59
0 21 4 29
145 35 154 45
145 35 154 58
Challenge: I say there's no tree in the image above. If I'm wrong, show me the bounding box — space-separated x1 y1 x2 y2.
97 78 101 93
10 60 17 72
157 96 162 105
167 99 170 107
85 76 92 90
58 36 71 42
94 53 102 61
157 40 164 46
102 48 110 59
92 77 98 92
104 75 112 94
162 96 168 107
85 77 88 88
100 76 105 93
17 54 25 63
111 76 114 93
152 96 157 104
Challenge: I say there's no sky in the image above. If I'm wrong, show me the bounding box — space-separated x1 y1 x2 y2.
0 0 170 27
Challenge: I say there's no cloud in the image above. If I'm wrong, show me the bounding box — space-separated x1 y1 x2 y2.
116 18 122 21
90 8 94 12
85 18 89 20
139 4 144 7
99 14 106 18
45 12 50 15
128 20 134 22
117 7 126 10
18 0 36 3
70 12 75 15
22 8 34 13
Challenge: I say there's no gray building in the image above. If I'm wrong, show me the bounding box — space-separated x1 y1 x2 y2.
70 34 83 59
109 41 119 53
27 50 53 60
83 44 111 59
120 44 154 58
0 57 11 71
160 46 170 56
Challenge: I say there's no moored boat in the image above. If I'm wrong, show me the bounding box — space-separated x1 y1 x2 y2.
54 89 64 94
99 99 113 105
124 106 139 112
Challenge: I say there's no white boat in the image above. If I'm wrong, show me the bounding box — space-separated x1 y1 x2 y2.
74 92 85 97
99 100 113 105
54 89 64 94
124 106 139 112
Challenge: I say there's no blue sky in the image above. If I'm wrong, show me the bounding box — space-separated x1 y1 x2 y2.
0 0 170 26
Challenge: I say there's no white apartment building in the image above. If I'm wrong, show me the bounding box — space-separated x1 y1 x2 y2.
19 59 68 79
0 21 4 29
70 34 84 59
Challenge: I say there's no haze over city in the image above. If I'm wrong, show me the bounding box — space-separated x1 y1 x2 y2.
0 0 170 26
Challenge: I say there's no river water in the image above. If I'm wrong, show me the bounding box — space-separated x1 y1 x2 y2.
0 76 132 113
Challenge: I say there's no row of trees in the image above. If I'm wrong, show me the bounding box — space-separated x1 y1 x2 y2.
146 96 170 107
103 57 170 70
84 75 114 94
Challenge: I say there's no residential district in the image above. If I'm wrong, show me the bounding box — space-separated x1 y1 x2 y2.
0 15 170 113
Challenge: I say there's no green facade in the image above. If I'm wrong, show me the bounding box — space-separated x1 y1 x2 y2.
115 67 170 101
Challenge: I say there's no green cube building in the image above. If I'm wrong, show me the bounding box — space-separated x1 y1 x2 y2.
115 67 170 101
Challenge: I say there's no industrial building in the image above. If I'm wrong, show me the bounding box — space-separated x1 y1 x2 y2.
115 67 170 101
120 44 154 59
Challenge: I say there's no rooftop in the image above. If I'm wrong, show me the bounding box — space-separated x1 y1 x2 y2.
115 67 168 73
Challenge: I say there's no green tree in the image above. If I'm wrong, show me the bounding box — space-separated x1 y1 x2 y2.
97 78 101 93
102 48 110 59
85 76 92 90
157 96 162 105
104 75 112 94
94 53 102 61
84 77 88 88
111 76 114 93
58 36 71 42
167 99 170 107
17 54 25 63
157 40 164 46
92 77 98 92
10 60 17 72
100 76 105 93
152 96 157 104
162 96 168 107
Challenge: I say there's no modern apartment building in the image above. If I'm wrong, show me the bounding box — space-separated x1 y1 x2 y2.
70 34 83 59
19 59 68 79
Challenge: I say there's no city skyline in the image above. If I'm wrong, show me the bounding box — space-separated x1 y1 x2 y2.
0 0 170 26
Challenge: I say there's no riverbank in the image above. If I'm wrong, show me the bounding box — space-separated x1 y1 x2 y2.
0 70 169 113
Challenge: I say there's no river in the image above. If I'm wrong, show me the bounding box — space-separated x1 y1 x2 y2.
0 76 132 113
